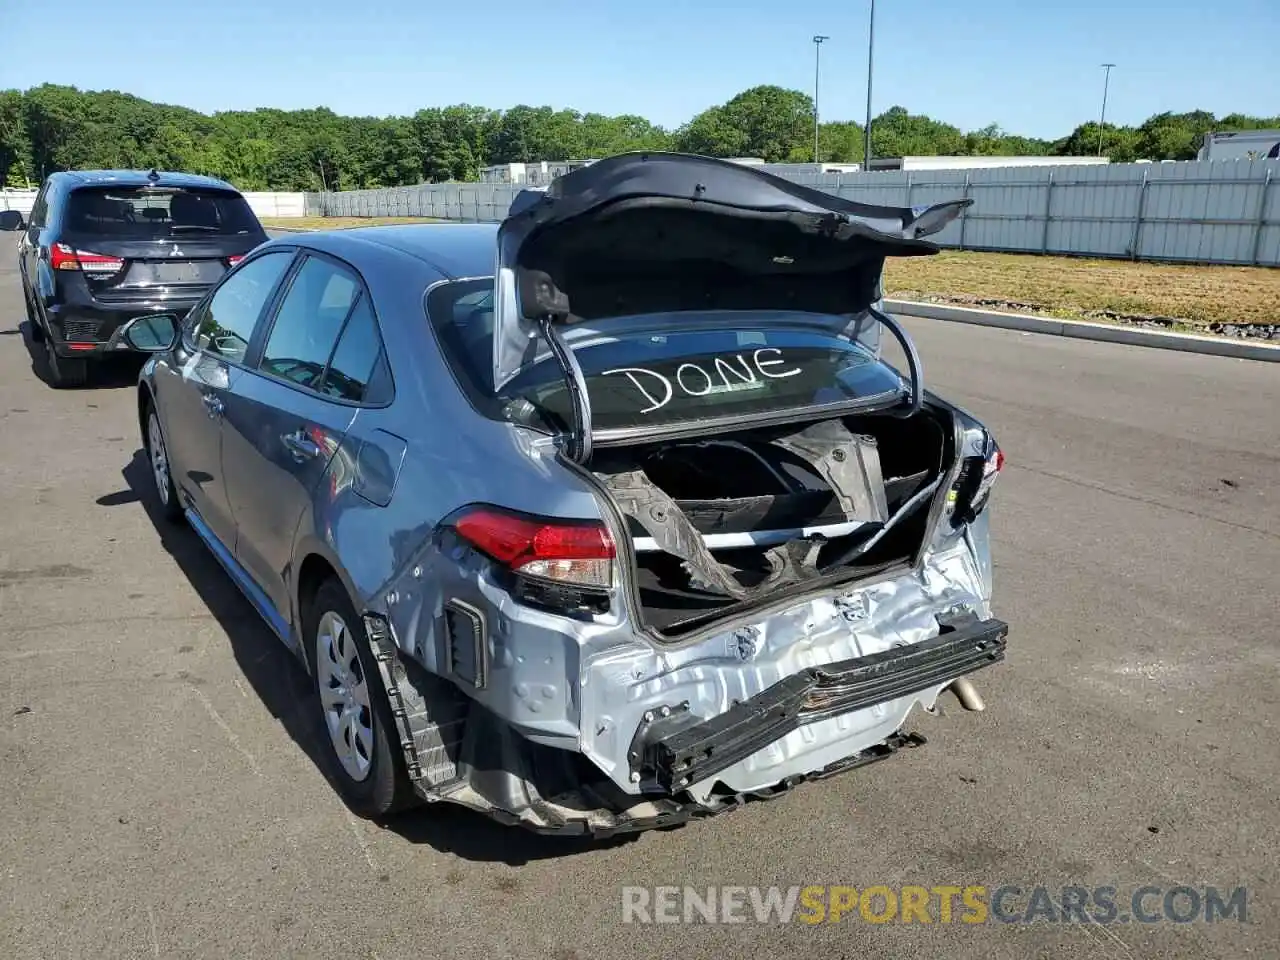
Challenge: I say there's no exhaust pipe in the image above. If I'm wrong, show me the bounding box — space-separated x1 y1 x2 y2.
948 677 985 712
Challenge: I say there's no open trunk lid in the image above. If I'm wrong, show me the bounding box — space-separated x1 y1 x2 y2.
491 151 970 458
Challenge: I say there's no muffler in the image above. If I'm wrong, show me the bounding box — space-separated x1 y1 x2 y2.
948 677 986 712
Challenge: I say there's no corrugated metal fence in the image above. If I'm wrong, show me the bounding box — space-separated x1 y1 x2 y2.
307 183 519 223
305 159 1280 266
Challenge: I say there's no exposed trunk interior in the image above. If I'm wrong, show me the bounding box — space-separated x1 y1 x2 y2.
590 408 954 638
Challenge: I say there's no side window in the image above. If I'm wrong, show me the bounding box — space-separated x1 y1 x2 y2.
259 256 361 390
322 297 386 403
29 183 50 228
185 252 292 363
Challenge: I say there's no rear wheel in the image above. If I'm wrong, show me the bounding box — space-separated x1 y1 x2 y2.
43 338 87 389
307 578 416 818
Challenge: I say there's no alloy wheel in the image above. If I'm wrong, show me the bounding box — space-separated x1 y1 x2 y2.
315 610 375 782
148 413 171 506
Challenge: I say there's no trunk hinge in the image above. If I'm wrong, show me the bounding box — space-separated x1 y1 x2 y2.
537 315 592 463
867 305 923 419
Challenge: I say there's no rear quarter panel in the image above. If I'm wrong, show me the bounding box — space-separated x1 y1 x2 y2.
291 249 605 655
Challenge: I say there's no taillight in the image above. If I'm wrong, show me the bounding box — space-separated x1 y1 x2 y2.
226 255 244 267
50 243 79 271
949 441 1004 527
50 243 123 274
453 506 615 589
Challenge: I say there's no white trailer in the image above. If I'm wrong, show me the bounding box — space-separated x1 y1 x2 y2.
1197 130 1280 162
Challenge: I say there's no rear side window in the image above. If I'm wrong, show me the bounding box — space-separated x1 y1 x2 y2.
63 186 260 238
258 254 388 403
260 257 360 390
29 183 50 228
322 298 384 402
188 252 292 363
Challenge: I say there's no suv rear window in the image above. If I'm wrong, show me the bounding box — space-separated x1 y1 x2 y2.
63 187 260 238
428 279 905 431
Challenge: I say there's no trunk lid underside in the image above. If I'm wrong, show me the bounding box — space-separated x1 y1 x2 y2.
492 151 971 401
482 153 973 634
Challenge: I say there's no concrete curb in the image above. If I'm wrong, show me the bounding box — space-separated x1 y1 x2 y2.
884 299 1280 363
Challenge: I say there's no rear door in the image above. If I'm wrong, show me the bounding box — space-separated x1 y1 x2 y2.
56 185 264 303
154 250 296 549
220 252 389 619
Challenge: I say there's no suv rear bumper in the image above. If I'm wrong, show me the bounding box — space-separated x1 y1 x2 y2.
44 298 198 357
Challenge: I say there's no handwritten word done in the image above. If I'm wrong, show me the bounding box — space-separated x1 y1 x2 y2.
602 348 802 414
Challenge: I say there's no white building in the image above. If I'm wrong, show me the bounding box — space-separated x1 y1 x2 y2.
867 155 1111 172
479 160 598 185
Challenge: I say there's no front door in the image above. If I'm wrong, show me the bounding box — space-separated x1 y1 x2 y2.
157 250 295 548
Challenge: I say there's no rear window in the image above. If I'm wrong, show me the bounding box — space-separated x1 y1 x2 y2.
428 279 904 432
63 186 260 238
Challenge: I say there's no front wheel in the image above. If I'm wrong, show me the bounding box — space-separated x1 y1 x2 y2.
144 404 184 523
307 578 416 818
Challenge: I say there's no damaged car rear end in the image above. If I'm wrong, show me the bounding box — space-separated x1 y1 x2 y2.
366 153 1008 834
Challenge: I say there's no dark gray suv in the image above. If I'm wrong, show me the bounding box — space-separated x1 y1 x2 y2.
126 153 1008 834
1 169 267 387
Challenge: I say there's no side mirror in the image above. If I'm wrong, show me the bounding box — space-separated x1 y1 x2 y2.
0 210 26 232
121 314 179 352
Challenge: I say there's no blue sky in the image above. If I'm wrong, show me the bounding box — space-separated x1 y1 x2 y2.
2 0 1275 138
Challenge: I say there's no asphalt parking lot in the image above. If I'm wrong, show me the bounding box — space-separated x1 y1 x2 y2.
1 251 1278 960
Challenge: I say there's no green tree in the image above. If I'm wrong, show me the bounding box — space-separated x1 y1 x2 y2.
818 121 865 163
5 83 1277 192
678 86 813 161
0 89 33 186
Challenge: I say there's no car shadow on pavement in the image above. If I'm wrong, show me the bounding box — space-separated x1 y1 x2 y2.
15 319 146 389
106 449 638 865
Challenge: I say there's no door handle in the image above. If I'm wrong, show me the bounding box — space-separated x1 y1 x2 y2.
200 393 224 418
282 430 320 462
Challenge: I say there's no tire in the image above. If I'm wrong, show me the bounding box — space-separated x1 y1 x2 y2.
143 402 184 524
44 337 87 389
306 577 415 818
22 284 44 342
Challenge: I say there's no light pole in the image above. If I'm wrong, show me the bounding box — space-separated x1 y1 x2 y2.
812 35 829 164
863 0 876 169
1097 63 1116 157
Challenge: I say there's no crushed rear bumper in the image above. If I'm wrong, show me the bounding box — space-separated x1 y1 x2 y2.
366 612 1007 837
632 615 1007 792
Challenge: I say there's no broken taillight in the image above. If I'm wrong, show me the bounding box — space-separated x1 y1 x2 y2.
453 505 615 589
949 442 1004 527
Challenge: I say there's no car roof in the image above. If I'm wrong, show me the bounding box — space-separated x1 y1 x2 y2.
290 223 499 280
51 169 241 192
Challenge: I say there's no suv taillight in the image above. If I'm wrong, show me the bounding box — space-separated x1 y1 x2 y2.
51 243 123 274
949 443 1004 527
453 505 615 589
